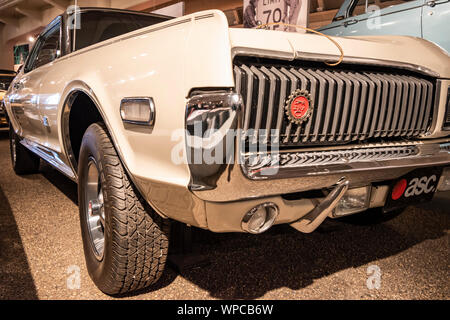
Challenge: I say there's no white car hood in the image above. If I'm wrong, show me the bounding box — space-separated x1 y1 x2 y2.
229 28 450 78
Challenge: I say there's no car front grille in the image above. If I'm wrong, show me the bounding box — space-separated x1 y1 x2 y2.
234 59 436 147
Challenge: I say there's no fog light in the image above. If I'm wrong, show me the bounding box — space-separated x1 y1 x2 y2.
437 167 450 191
333 186 371 217
120 97 155 126
242 203 279 234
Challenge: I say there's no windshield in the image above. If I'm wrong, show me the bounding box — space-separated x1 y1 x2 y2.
74 11 171 51
0 75 15 91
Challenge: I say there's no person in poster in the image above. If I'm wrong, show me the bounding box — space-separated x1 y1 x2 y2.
243 0 259 28
243 0 308 32
283 0 302 32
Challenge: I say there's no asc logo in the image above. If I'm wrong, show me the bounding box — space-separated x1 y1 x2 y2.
391 175 437 200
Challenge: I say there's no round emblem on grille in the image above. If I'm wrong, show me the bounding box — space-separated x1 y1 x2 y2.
285 89 313 125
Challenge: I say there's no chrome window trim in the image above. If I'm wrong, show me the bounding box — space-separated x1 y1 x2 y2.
24 15 63 73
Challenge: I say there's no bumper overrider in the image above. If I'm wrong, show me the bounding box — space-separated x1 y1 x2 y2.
181 87 450 234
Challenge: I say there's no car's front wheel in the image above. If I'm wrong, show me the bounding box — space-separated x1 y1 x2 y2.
78 123 170 295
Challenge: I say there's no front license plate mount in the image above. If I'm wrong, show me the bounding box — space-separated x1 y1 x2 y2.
383 167 443 213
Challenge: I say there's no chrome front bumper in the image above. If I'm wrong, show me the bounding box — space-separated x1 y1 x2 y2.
192 140 450 203
140 91 450 233
138 137 450 233
194 142 450 233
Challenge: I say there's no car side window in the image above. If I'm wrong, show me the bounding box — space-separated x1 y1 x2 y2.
350 0 415 17
25 23 61 72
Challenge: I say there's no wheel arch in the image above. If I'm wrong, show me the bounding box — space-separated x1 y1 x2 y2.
60 81 176 222
60 81 132 184
60 82 109 180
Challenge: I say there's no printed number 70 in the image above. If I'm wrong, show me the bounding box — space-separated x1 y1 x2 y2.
262 9 283 29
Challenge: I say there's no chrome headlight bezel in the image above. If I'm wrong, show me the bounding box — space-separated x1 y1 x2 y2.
185 90 242 191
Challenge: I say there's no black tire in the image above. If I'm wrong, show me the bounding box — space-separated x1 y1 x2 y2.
78 123 170 295
338 207 405 226
9 126 40 175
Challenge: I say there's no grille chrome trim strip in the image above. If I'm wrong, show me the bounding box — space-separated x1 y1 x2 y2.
244 145 421 179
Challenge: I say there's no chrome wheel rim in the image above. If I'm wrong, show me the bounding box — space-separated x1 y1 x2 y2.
11 134 16 164
85 158 105 261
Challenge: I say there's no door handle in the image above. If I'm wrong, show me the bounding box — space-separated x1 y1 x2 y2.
427 0 436 7
343 19 358 27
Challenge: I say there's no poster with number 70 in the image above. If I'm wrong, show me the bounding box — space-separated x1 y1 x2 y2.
243 0 309 32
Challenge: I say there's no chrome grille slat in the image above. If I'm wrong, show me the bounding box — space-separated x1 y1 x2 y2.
407 77 422 136
240 64 254 132
279 67 299 143
307 69 327 142
414 79 429 135
400 75 416 135
330 71 352 142
269 67 289 144
388 75 406 137
342 72 360 141
363 73 381 139
250 66 266 143
289 68 308 143
371 73 389 138
394 76 409 136
324 70 344 141
296 68 319 142
346 72 369 141
358 73 376 140
421 80 434 132
315 70 336 142
378 74 399 137
234 62 435 147
260 66 277 144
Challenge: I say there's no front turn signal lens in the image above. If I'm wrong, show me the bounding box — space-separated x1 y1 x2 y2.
120 97 155 127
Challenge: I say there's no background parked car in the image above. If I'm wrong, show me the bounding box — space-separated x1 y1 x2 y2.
0 70 16 130
318 0 450 53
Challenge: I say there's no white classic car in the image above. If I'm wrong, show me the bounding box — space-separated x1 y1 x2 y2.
4 7 450 295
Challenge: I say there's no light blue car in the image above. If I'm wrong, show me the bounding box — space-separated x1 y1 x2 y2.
318 0 450 53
